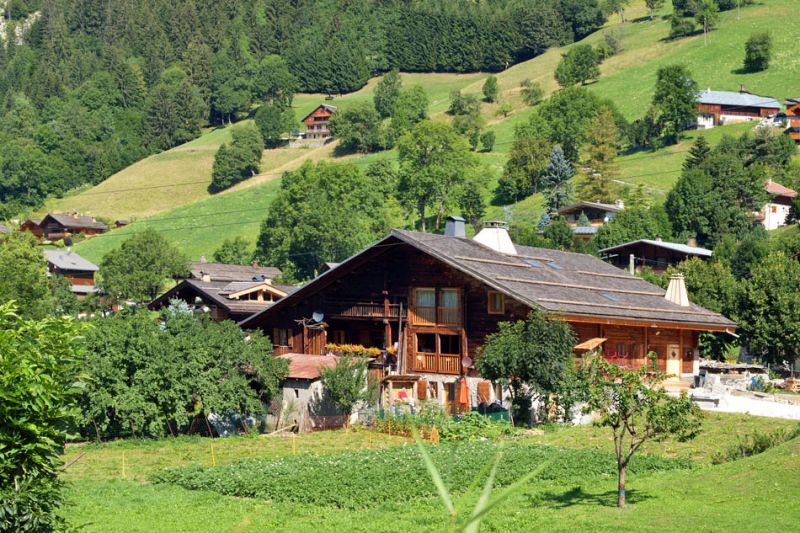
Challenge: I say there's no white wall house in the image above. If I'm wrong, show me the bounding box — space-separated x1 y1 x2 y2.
759 180 797 230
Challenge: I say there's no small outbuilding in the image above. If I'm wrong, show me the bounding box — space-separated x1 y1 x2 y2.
600 238 712 272
275 353 344 432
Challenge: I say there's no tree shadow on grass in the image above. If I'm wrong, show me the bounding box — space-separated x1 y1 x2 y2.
534 485 654 509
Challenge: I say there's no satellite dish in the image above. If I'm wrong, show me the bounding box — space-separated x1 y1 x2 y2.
64 237 73 246
312 311 324 323
461 356 473 369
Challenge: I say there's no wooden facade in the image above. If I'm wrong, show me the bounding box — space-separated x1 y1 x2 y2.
785 98 800 142
302 104 336 140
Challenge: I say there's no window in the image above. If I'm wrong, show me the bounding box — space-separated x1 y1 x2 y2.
771 205 777 213
524 259 544 268
487 291 505 314
273 328 292 347
438 289 461 324
416 333 436 354
600 292 619 302
545 260 563 270
414 288 436 324
439 334 462 355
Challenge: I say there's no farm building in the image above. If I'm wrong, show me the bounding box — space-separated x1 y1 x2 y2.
149 260 293 321
43 249 99 299
600 238 712 273
23 212 108 240
274 353 345 432
241 219 735 413
302 104 336 141
785 97 800 142
758 179 797 230
696 88 781 129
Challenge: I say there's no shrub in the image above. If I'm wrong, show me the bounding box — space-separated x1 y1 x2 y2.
152 441 691 510
743 32 772 72
669 16 696 39
711 425 800 464
480 131 496 152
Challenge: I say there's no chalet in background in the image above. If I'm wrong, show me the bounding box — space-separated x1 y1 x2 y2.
784 97 800 142
149 259 293 321
696 88 781 129
302 104 336 142
557 200 624 239
241 219 735 413
22 213 108 240
600 238 712 273
758 179 797 230
43 249 99 299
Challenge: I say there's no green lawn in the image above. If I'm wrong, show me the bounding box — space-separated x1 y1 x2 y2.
60 414 800 532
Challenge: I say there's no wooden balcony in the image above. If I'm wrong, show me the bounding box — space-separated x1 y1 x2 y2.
411 306 462 326
327 299 406 320
410 352 461 374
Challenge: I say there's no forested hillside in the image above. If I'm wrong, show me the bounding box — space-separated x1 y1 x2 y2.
0 0 603 219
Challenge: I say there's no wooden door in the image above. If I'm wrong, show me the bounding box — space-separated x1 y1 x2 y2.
304 327 327 355
666 344 681 377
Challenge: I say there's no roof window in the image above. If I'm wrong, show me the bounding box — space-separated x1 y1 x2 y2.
545 260 563 270
524 259 544 268
600 292 619 302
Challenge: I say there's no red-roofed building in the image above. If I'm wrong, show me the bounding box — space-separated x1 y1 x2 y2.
277 353 344 431
759 179 797 230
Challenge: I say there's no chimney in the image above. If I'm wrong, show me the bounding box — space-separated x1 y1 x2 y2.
655 234 663 242
252 260 260 268
473 221 517 255
199 255 207 264
91 217 96 223
740 84 749 94
664 273 690 307
687 236 697 248
201 272 211 283
615 199 624 209
444 215 466 238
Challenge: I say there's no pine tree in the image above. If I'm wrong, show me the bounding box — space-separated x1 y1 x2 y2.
543 146 574 212
577 211 590 227
683 136 710 170
578 107 619 203
537 211 552 232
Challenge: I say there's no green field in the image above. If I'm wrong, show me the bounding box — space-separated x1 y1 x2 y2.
60 414 800 532
60 0 800 263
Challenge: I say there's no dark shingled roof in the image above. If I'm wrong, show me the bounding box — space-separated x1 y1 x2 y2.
557 201 622 215
242 229 735 330
43 249 99 272
190 262 282 282
149 278 290 316
43 213 108 231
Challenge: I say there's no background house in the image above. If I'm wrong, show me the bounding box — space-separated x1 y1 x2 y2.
784 97 800 142
557 200 624 239
20 219 43 237
600 238 712 273
302 104 336 142
26 213 108 240
759 179 797 230
242 219 734 413
696 88 781 129
43 249 99 299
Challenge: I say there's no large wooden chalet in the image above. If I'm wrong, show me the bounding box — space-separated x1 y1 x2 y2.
23 213 108 240
43 249 99 299
241 219 735 410
696 88 781 129
302 104 336 141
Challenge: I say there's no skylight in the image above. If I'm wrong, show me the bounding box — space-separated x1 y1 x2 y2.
524 259 544 268
600 292 619 302
545 260 563 270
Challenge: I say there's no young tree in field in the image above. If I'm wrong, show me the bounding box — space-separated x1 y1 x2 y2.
448 90 481 117
373 69 402 119
738 252 800 365
682 135 711 170
555 44 600 87
694 0 719 44
476 311 575 424
320 356 376 429
213 237 253 265
99 229 189 303
543 146 574 213
645 0 666 19
0 303 86 530
520 79 544 106
391 85 429 137
0 232 54 319
578 107 620 203
582 356 702 507
652 65 697 144
255 101 296 147
496 103 514 117
397 121 477 231
480 131 496 152
743 32 772 72
328 102 385 153
482 75 499 102
605 0 631 23
209 124 264 193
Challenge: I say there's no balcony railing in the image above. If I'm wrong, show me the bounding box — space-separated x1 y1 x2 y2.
410 352 461 374
327 299 406 320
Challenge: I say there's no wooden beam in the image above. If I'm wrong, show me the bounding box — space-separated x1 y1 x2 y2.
538 297 721 317
560 313 732 332
497 276 663 296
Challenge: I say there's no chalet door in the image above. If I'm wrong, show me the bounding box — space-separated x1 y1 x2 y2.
304 327 327 355
666 344 681 377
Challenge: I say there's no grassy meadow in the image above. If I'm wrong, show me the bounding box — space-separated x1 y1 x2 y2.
60 413 800 532
56 0 800 263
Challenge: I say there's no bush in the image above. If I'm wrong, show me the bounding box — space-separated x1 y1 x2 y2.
152 441 692 509
480 131 496 152
743 32 772 72
711 425 800 464
669 16 696 39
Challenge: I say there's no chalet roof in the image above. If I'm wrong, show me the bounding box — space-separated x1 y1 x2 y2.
571 226 598 235
697 89 781 109
784 97 800 107
765 179 797 198
558 201 622 215
189 262 282 282
301 104 337 122
279 353 339 380
242 229 735 330
0 223 10 234
43 249 99 272
43 213 108 231
600 240 713 258
149 278 281 316
71 285 98 294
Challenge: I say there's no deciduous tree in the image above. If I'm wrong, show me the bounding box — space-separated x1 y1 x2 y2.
255 101 296 147
555 44 600 87
213 237 253 265
373 69 402 119
320 356 376 429
743 32 772 72
482 75 499 102
652 65 697 144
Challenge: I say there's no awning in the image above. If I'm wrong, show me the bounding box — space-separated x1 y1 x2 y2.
574 337 607 351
